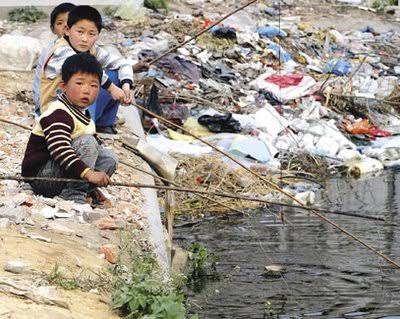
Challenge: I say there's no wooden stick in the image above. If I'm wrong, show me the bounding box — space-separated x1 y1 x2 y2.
130 102 400 269
0 117 32 131
0 174 386 222
149 0 259 64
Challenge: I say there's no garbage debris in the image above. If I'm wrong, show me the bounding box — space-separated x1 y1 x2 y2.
1 0 400 217
198 113 241 133
0 35 42 71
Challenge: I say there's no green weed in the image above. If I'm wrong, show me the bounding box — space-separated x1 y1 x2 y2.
144 0 168 11
112 253 193 319
47 264 112 292
9 6 46 23
186 242 218 292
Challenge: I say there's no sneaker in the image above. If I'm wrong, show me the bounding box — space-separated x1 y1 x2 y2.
96 125 118 134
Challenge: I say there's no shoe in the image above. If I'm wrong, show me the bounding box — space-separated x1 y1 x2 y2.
88 188 106 204
96 125 118 134
87 188 111 208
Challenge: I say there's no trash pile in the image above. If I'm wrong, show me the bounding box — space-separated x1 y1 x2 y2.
1 0 400 215
115 0 400 211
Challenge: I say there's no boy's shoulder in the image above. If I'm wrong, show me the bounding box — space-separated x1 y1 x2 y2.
53 37 70 49
41 99 69 118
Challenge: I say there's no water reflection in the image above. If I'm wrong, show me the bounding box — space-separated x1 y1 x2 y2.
175 170 400 318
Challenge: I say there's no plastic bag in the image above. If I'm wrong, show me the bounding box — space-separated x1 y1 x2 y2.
257 26 287 38
198 113 241 133
114 0 146 20
324 59 352 76
343 119 391 137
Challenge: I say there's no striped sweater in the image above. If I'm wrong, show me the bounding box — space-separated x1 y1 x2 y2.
22 93 96 178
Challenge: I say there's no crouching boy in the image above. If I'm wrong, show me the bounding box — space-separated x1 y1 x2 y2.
22 53 117 204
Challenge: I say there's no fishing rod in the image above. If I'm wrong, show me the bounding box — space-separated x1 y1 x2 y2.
0 174 387 223
149 0 259 64
120 159 373 222
130 101 400 269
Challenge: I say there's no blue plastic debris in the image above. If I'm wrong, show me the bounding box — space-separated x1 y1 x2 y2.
264 7 280 16
324 59 352 76
257 26 287 38
121 39 134 47
360 26 375 33
268 43 292 62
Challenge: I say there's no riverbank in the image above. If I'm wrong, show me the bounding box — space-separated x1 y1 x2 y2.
0 74 171 317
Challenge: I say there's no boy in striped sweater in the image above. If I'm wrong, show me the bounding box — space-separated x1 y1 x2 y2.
22 53 117 204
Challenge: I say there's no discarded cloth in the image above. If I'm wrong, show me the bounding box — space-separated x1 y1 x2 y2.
153 53 202 83
202 61 236 83
198 113 241 133
211 26 237 39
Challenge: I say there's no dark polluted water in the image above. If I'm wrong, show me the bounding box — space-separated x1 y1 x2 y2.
174 170 400 319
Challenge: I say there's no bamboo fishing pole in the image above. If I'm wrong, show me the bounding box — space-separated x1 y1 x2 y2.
149 0 259 64
119 161 382 222
130 101 400 269
0 174 386 222
0 117 32 131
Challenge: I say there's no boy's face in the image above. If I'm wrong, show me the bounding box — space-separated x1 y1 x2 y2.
65 19 99 52
60 72 100 108
52 12 69 37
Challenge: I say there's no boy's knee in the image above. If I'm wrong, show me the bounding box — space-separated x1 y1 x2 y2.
72 135 98 150
100 148 118 175
108 150 118 173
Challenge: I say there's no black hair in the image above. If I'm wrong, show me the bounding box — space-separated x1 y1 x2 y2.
50 3 76 28
67 5 102 32
61 53 103 84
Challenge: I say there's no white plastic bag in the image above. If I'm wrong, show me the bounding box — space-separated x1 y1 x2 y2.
0 34 42 71
115 0 146 20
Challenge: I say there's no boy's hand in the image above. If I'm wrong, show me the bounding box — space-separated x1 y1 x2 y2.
108 83 132 105
84 170 111 187
108 83 125 103
121 82 132 105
